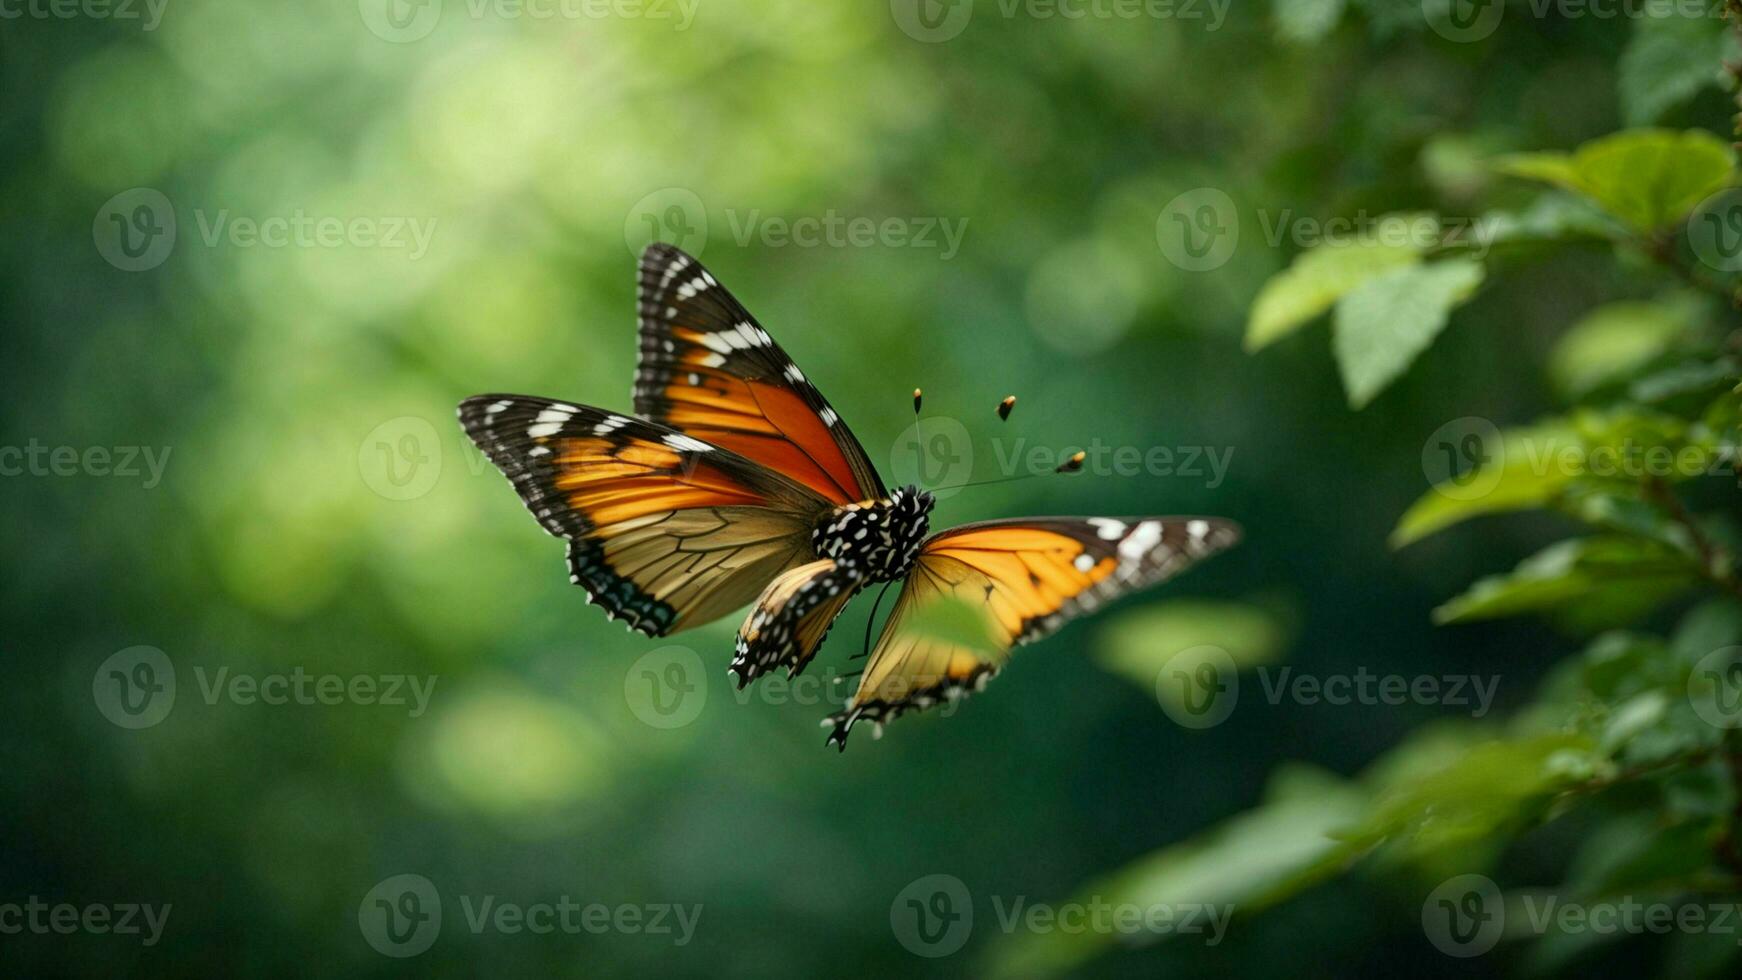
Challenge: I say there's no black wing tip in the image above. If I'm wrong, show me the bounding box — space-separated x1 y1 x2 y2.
640 241 693 263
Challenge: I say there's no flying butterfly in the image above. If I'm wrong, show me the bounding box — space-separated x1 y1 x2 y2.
458 244 1241 749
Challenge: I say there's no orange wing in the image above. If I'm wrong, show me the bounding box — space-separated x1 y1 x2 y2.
459 395 835 635
633 244 885 505
826 516 1242 748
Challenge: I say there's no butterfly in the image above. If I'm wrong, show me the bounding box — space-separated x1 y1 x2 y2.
458 244 1241 749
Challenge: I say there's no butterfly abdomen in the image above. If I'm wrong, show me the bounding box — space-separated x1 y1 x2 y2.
810 485 934 582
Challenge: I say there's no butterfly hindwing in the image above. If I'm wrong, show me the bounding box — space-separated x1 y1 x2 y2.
458 394 834 636
731 558 865 687
634 244 886 506
825 516 1241 748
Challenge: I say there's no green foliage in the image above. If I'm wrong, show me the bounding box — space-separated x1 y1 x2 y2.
1188 12 1742 977
1095 600 1286 683
1548 295 1703 399
1497 129 1735 234
1431 536 1697 628
1331 257 1485 408
1619 2 1738 126
986 765 1367 978
1243 214 1432 353
899 594 1005 657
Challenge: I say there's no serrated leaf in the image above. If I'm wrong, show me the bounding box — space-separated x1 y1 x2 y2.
1244 213 1435 352
1392 423 1583 548
1432 537 1698 625
1476 193 1625 247
1497 129 1737 233
1618 2 1734 126
1341 732 1593 861
1548 297 1697 398
1332 258 1485 409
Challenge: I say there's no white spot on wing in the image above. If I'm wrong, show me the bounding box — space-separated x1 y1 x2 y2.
1119 520 1163 561
665 433 713 453
1089 518 1126 540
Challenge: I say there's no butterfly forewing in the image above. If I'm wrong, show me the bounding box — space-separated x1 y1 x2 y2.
634 244 886 505
459 394 833 636
825 516 1241 748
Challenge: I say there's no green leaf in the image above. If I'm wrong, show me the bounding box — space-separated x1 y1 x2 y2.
1340 731 1593 862
1244 214 1434 352
1547 296 1697 398
1475 193 1625 248
898 594 1003 656
1618 2 1734 126
985 765 1366 979
1631 356 1739 403
1392 423 1582 548
1331 258 1485 408
1095 599 1286 699
1497 129 1737 233
1432 536 1698 626
1274 0 1345 43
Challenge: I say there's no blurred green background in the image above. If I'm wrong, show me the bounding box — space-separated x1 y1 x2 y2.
4 0 1740 975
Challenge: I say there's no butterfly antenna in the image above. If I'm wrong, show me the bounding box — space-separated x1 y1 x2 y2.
929 393 1085 492
857 579 898 661
911 387 925 488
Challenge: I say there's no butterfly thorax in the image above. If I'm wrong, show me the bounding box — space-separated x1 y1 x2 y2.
811 485 934 581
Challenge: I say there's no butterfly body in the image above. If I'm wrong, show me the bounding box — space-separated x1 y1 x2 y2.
811 486 935 582
461 244 1241 749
